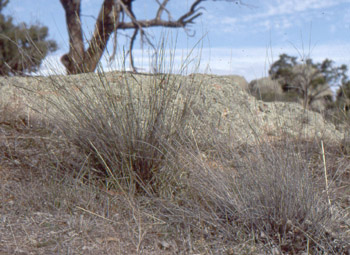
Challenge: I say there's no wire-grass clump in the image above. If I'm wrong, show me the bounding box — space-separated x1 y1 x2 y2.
37 45 199 195
167 131 349 254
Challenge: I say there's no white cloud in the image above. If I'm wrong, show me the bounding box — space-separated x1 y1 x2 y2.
329 24 337 33
259 0 349 19
215 0 350 34
221 16 238 26
344 8 350 24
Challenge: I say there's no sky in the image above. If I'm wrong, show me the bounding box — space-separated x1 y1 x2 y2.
3 0 350 82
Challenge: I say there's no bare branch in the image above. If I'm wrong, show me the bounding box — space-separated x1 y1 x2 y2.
118 0 155 52
178 0 205 25
109 3 122 61
156 0 170 20
113 18 196 29
115 0 205 30
84 0 118 71
118 0 137 23
128 28 138 72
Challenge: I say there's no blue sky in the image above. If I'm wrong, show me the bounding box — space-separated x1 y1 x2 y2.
3 0 350 81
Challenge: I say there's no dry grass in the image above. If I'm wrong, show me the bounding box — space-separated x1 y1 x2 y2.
1 47 349 254
195 140 348 253
0 95 190 254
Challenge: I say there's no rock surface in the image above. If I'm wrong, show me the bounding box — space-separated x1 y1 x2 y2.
0 71 343 145
187 73 342 145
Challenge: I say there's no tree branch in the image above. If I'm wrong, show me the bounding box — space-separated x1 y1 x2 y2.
128 28 138 72
109 3 122 61
115 0 204 30
60 0 85 73
178 0 204 25
111 18 194 29
84 0 118 71
156 0 170 20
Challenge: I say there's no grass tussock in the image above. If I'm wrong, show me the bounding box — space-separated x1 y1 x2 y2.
32 47 199 196
153 130 349 254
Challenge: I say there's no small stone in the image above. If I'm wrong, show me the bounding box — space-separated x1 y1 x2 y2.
158 241 171 250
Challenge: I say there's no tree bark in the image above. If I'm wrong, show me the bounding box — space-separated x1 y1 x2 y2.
60 0 86 74
84 0 119 72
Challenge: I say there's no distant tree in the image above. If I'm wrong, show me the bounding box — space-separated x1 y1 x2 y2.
269 55 345 110
316 59 348 85
337 82 350 109
59 0 244 75
269 53 298 90
0 0 57 76
336 71 350 111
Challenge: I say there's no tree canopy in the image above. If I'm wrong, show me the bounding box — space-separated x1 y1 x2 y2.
269 54 347 109
0 0 57 76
